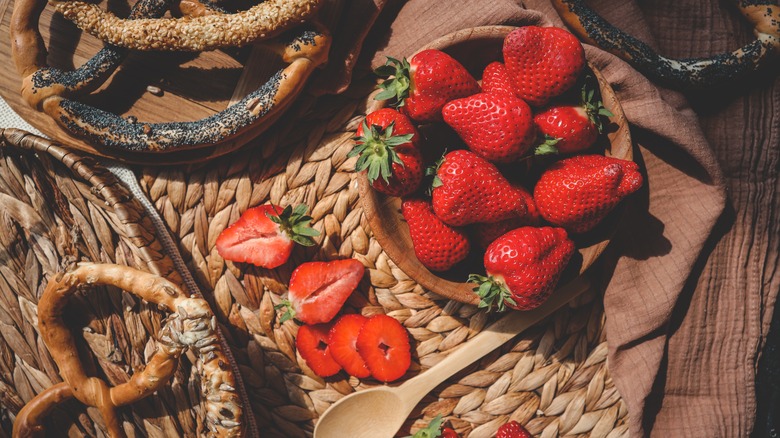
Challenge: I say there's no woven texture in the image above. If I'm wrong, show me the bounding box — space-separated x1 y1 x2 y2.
137 78 628 438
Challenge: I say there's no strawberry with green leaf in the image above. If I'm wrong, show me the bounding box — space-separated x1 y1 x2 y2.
409 415 460 438
351 108 423 197
215 203 319 269
374 50 480 123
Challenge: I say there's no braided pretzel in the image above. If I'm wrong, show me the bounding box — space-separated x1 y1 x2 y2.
11 0 331 152
552 0 780 87
54 0 321 51
13 263 243 437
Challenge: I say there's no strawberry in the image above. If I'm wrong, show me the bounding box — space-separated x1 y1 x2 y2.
496 421 532 438
443 92 536 163
534 81 613 154
410 415 460 438
276 259 364 324
441 428 460 438
470 227 574 311
215 203 319 269
356 314 411 382
472 185 539 248
534 155 643 233
503 26 585 106
401 198 471 272
375 50 480 123
296 323 341 377
328 314 370 378
351 108 423 197
481 62 516 97
430 150 532 226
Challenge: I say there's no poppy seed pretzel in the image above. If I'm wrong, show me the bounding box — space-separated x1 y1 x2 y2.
552 0 779 87
11 0 331 152
14 263 243 438
54 0 322 52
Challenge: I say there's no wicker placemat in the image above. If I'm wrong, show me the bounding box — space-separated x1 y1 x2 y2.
137 78 629 438
0 129 213 436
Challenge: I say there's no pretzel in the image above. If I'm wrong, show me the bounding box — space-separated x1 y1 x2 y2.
11 0 331 152
54 0 321 51
13 263 243 438
552 0 780 87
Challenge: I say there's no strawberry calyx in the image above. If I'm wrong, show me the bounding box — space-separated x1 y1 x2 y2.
468 274 517 312
274 298 296 324
408 414 445 438
268 203 320 247
581 77 613 134
534 135 560 156
374 57 412 107
350 120 415 184
424 153 446 195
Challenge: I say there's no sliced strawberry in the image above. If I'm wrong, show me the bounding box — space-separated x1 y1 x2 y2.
296 323 341 378
328 314 371 378
277 259 365 324
356 314 411 382
216 204 319 269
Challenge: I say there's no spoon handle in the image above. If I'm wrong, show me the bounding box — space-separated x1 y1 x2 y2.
397 277 591 403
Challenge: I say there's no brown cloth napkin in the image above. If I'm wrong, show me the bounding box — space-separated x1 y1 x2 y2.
316 0 745 436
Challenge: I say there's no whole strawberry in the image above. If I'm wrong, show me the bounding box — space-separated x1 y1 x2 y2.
216 203 319 269
496 421 532 438
402 198 471 272
351 108 423 197
481 61 516 97
470 227 574 311
411 415 461 438
534 155 643 233
534 81 613 154
375 50 480 123
504 26 585 106
430 150 532 226
443 92 536 163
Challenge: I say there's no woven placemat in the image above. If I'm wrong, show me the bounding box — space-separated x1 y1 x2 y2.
137 77 629 438
0 129 217 436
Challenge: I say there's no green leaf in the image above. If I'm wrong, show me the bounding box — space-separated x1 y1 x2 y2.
274 300 296 324
409 415 444 438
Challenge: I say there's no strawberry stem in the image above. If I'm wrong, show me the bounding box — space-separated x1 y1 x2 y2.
268 203 320 247
374 57 412 107
424 152 446 196
581 75 613 134
533 135 560 157
468 274 517 312
350 120 414 184
408 414 444 438
274 299 296 324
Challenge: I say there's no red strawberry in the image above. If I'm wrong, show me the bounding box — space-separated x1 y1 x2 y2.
442 427 460 438
472 185 539 248
496 421 532 438
534 155 643 233
216 204 319 269
470 227 574 311
351 108 423 197
401 198 471 272
296 323 341 377
430 150 532 226
503 26 585 106
534 81 613 154
481 62 516 97
375 50 480 123
411 415 460 438
277 259 364 324
328 314 370 378
356 314 411 382
443 92 536 163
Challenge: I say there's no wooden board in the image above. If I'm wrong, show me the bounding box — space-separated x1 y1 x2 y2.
0 0 289 164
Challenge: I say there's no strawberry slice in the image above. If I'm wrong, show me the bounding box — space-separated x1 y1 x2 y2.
277 259 365 324
296 323 341 378
215 203 319 269
356 314 411 382
328 314 371 378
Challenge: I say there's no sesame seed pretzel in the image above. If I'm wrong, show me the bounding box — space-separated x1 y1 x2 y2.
11 0 331 152
552 0 780 87
13 263 243 438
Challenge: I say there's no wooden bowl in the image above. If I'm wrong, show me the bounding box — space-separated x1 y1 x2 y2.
358 26 633 306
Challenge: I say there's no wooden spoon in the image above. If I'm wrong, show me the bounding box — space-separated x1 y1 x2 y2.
313 277 591 438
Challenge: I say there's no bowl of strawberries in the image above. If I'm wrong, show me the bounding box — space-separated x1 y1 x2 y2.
354 25 641 310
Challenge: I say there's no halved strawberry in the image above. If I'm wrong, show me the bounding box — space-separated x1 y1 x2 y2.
276 259 365 324
328 314 370 378
356 314 411 382
215 204 319 269
296 323 341 378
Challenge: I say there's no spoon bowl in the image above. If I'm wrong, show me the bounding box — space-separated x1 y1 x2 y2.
314 387 410 438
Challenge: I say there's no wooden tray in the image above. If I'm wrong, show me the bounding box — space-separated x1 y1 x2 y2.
0 0 316 164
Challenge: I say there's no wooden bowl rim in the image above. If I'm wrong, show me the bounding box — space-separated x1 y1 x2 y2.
359 25 633 306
